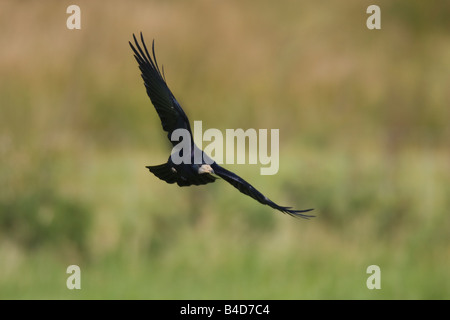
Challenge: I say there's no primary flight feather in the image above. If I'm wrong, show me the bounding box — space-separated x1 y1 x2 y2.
129 32 314 218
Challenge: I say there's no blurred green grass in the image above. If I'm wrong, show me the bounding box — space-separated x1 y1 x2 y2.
1 0 449 299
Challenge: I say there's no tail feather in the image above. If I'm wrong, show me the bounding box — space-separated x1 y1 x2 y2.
146 163 178 184
146 163 217 187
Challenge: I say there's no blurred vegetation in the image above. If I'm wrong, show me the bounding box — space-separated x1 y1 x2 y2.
0 0 449 299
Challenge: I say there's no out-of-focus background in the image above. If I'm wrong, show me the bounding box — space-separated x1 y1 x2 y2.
1 0 449 299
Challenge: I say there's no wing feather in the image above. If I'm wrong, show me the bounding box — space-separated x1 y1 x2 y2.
129 33 192 142
212 164 314 218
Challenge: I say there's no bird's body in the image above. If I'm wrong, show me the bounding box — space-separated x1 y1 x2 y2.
129 33 313 218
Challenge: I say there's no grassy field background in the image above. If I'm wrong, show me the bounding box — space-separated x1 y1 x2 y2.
1 0 449 299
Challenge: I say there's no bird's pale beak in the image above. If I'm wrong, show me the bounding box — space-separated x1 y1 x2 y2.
198 164 214 175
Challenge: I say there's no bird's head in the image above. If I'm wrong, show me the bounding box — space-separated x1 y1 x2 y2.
198 164 214 175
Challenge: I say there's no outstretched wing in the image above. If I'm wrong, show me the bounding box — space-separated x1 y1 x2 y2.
211 163 314 218
129 33 192 145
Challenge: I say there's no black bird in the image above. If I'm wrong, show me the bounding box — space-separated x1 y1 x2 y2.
129 33 313 218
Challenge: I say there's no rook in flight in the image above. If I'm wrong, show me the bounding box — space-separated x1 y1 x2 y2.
129 33 313 218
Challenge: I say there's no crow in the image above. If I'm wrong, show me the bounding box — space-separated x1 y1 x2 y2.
129 33 313 218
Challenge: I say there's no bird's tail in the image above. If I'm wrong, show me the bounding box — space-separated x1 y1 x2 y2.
146 163 178 184
146 162 217 187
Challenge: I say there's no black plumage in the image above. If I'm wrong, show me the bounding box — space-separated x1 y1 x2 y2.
129 32 314 218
